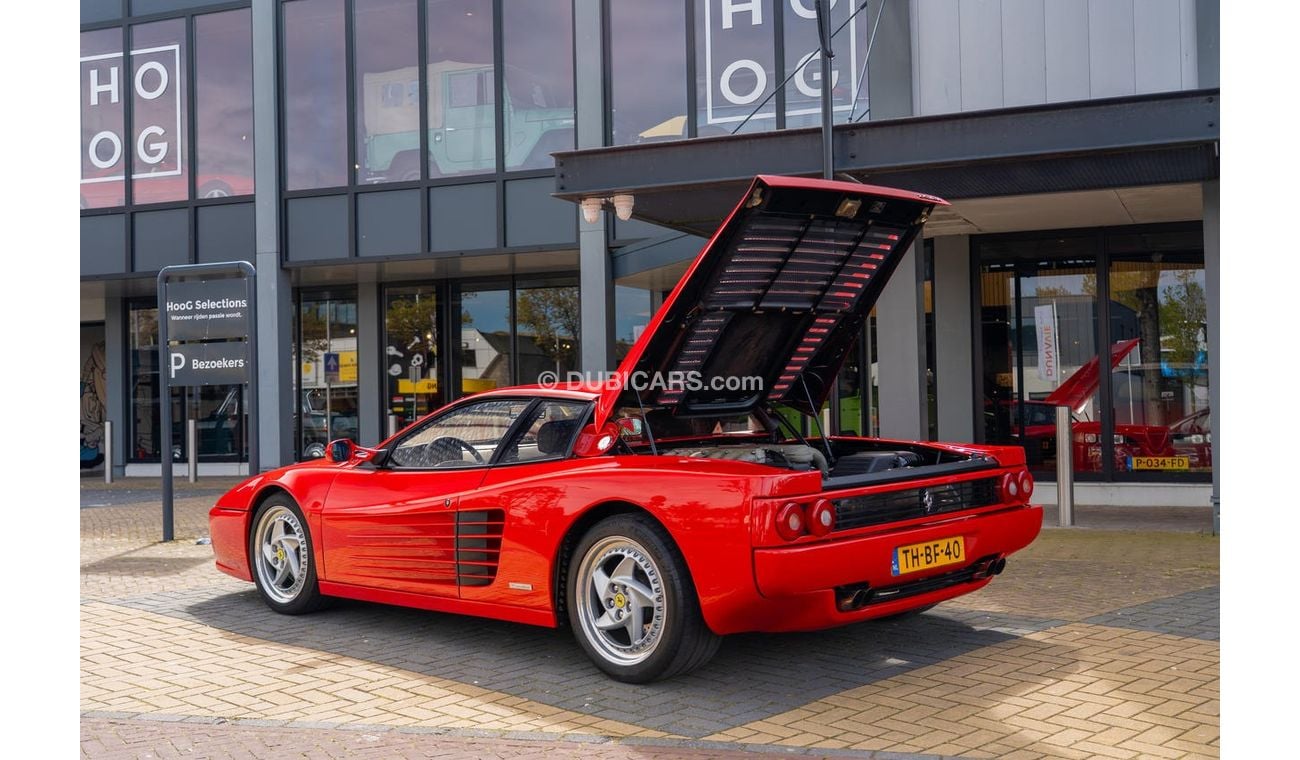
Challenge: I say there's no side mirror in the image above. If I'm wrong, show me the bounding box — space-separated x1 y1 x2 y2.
327 439 382 464
571 422 622 458
327 439 355 462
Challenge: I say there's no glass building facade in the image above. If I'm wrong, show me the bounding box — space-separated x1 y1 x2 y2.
80 0 1218 498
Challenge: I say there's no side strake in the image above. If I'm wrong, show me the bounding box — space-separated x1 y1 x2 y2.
596 175 945 427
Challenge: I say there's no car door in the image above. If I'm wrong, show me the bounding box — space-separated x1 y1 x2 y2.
458 399 592 606
320 397 534 597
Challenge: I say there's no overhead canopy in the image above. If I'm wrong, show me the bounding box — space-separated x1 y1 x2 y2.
554 90 1220 237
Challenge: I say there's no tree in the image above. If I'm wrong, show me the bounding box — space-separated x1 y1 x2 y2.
516 287 579 368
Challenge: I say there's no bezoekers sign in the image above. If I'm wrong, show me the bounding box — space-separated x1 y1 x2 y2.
80 45 182 183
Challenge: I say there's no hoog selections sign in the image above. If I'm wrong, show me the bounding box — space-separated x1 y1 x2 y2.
164 278 251 387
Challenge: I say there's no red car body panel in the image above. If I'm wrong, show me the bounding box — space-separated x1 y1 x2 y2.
210 176 1041 647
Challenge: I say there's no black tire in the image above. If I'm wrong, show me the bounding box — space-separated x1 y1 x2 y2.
248 495 329 615
566 514 720 683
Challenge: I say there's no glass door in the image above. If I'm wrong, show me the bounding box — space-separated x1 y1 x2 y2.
296 292 360 460
979 236 1101 478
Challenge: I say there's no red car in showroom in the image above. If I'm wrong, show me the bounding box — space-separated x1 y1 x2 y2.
210 175 1043 683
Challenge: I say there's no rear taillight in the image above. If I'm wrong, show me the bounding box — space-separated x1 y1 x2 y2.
775 502 806 541
807 499 835 537
1019 470 1034 500
1001 472 1020 502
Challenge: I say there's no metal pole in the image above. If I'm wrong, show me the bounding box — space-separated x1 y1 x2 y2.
816 0 835 180
158 274 174 542
388 414 400 438
1056 405 1074 527
187 418 198 483
103 420 114 484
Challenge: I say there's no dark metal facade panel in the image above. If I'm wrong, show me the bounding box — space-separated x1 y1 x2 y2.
357 189 421 258
430 183 498 252
554 90 1220 236
286 195 349 262
82 215 128 276
196 202 255 264
132 208 190 272
504 177 577 248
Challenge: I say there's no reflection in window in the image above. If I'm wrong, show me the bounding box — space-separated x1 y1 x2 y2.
81 29 126 209
385 286 442 429
284 0 347 190
609 0 687 145
297 294 360 459
355 0 418 184
389 399 531 468
694 0 775 135
516 284 579 384
781 0 871 128
459 288 512 394
1108 251 1209 473
498 400 588 463
131 19 188 204
502 0 574 169
195 9 254 198
613 285 652 360
427 0 497 176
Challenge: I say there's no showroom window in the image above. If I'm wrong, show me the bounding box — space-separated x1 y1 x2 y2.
283 0 348 190
609 0 687 145
81 6 254 211
354 0 419 184
501 0 575 169
975 224 1208 482
426 0 497 177
194 8 255 197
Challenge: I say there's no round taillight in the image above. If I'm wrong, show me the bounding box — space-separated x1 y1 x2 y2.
1019 470 1034 500
775 502 806 542
1001 473 1020 502
807 499 835 537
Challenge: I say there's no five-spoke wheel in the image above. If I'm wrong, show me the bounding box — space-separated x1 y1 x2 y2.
567 514 720 683
249 497 327 614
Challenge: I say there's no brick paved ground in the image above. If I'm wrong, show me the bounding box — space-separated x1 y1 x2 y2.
80 477 1219 759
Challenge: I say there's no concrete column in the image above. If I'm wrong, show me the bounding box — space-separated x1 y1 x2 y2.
876 240 928 440
357 280 382 446
575 0 614 372
1203 180 1219 531
252 0 292 469
933 235 974 442
104 296 128 478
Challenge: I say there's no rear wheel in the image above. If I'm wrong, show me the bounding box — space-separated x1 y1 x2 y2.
249 496 328 614
567 514 720 683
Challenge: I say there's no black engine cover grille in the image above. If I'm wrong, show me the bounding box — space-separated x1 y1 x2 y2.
832 477 1000 532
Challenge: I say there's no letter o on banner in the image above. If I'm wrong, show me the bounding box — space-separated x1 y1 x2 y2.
719 59 767 106
88 131 123 169
135 60 169 100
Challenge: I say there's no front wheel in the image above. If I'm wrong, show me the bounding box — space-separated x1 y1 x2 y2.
567 514 720 683
249 496 328 614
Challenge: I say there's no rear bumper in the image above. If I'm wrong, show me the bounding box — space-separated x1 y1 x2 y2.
704 504 1041 634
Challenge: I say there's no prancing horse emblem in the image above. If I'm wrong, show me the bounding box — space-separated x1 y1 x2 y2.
920 489 935 514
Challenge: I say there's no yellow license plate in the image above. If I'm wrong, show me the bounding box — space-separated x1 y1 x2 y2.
892 536 966 576
1128 456 1190 471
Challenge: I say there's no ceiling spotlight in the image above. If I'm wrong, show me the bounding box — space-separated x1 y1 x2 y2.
580 197 603 224
612 193 635 221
